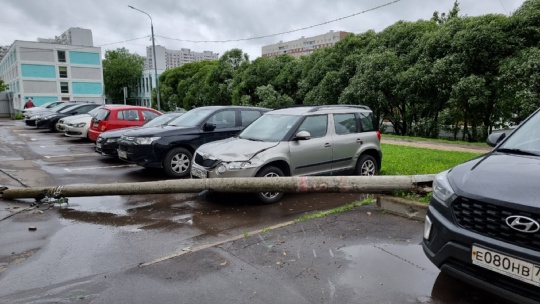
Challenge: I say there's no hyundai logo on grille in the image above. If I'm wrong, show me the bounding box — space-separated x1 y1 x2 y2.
506 216 540 233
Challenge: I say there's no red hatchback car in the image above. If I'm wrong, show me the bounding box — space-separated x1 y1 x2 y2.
87 105 162 142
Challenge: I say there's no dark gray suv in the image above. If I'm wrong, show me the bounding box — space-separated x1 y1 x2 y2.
423 107 540 303
191 105 382 203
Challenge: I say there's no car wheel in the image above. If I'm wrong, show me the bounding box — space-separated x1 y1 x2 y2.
355 155 378 176
163 147 192 178
255 166 284 204
52 120 62 132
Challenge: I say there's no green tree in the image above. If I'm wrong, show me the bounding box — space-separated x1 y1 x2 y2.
498 47 540 123
0 79 8 92
102 48 144 105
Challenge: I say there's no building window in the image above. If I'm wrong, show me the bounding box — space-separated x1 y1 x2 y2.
60 82 69 93
59 66 67 78
58 51 66 63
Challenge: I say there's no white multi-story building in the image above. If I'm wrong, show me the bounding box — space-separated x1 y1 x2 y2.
261 30 352 58
0 28 103 111
133 46 219 107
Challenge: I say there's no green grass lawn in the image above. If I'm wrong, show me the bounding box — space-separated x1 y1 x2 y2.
380 143 484 175
382 134 488 147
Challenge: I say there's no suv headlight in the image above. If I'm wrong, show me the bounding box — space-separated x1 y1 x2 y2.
215 161 255 175
134 137 161 145
432 170 456 207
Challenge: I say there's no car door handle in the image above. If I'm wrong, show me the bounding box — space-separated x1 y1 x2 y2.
357 139 363 144
324 143 331 148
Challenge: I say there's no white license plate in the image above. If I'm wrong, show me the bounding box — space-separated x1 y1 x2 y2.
96 143 102 149
118 150 127 159
472 245 540 286
191 167 207 179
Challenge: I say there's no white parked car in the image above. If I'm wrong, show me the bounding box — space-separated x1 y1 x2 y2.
57 106 102 133
63 104 122 139
22 100 65 118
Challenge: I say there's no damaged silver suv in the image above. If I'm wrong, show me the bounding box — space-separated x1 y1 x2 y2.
191 105 382 203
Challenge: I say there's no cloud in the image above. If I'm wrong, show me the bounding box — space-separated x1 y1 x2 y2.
0 0 526 60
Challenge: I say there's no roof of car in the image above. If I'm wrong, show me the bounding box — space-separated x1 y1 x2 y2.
268 105 371 115
189 105 270 111
98 105 160 111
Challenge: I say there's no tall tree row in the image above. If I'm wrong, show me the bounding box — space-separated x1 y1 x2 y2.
131 0 540 141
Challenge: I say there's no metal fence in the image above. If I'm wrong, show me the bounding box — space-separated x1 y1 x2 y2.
0 92 13 118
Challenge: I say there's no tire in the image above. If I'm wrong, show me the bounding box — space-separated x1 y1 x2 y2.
255 166 284 204
355 155 378 176
163 147 192 178
52 120 62 132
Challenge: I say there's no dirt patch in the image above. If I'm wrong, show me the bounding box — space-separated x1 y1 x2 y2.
381 138 491 154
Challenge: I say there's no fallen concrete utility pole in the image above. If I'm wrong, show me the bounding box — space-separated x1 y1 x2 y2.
0 175 435 200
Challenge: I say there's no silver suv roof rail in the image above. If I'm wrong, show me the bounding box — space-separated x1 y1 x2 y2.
307 104 371 112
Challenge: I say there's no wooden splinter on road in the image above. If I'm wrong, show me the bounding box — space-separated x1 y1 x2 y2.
0 175 435 200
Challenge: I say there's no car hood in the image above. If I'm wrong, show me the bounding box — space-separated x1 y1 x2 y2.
100 126 138 139
61 113 90 122
67 116 92 124
196 137 278 161
122 125 198 137
448 152 540 207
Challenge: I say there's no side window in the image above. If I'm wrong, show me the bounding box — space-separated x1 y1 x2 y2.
358 112 375 132
207 110 236 129
334 113 358 135
118 110 139 121
142 110 160 121
298 115 328 138
241 110 262 127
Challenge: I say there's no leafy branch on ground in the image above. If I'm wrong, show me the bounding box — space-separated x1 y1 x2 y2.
294 197 375 222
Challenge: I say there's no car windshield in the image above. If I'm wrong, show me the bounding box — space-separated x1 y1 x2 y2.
499 109 540 155
51 104 74 113
58 104 80 114
239 114 300 142
167 108 215 127
142 113 180 127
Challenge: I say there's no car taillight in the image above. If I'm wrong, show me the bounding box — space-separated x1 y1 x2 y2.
100 121 108 131
376 130 381 142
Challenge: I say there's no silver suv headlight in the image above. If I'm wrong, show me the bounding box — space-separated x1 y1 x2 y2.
432 170 456 206
134 137 161 145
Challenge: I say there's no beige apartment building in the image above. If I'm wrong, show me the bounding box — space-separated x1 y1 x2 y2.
261 30 352 58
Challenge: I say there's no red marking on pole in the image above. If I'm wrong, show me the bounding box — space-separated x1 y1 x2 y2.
298 176 309 192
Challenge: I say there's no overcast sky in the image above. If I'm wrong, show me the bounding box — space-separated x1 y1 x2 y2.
1 0 526 60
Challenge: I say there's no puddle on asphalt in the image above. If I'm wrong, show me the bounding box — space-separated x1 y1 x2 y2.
57 192 372 234
339 243 513 304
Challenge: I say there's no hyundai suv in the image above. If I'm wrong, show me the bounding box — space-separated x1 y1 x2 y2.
116 106 269 178
423 107 540 303
191 105 382 203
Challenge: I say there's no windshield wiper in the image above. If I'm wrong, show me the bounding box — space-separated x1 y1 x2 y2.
243 137 263 142
496 148 540 156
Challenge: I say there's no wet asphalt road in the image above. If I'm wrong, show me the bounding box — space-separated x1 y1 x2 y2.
0 119 513 303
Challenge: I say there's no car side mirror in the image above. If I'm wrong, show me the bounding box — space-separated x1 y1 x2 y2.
203 122 216 131
295 130 311 140
486 132 506 147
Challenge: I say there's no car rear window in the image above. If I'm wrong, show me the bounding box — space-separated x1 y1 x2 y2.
94 109 110 121
359 112 376 132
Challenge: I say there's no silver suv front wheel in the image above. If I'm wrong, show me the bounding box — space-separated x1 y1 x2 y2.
255 166 284 204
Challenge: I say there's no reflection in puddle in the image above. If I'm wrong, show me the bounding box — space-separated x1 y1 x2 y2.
339 243 439 297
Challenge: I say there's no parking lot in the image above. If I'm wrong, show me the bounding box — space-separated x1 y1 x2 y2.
0 119 512 303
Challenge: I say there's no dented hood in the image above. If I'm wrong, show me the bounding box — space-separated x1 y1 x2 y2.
196 137 278 161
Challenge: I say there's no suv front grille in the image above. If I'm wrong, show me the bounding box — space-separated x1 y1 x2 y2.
453 197 540 251
194 153 220 168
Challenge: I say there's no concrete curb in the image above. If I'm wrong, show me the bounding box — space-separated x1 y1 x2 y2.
376 194 427 222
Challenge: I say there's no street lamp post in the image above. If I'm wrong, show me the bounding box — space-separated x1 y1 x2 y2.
128 5 161 111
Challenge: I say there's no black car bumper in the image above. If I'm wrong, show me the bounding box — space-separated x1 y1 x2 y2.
36 119 52 129
95 142 118 157
25 119 36 126
117 143 162 168
423 202 540 303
